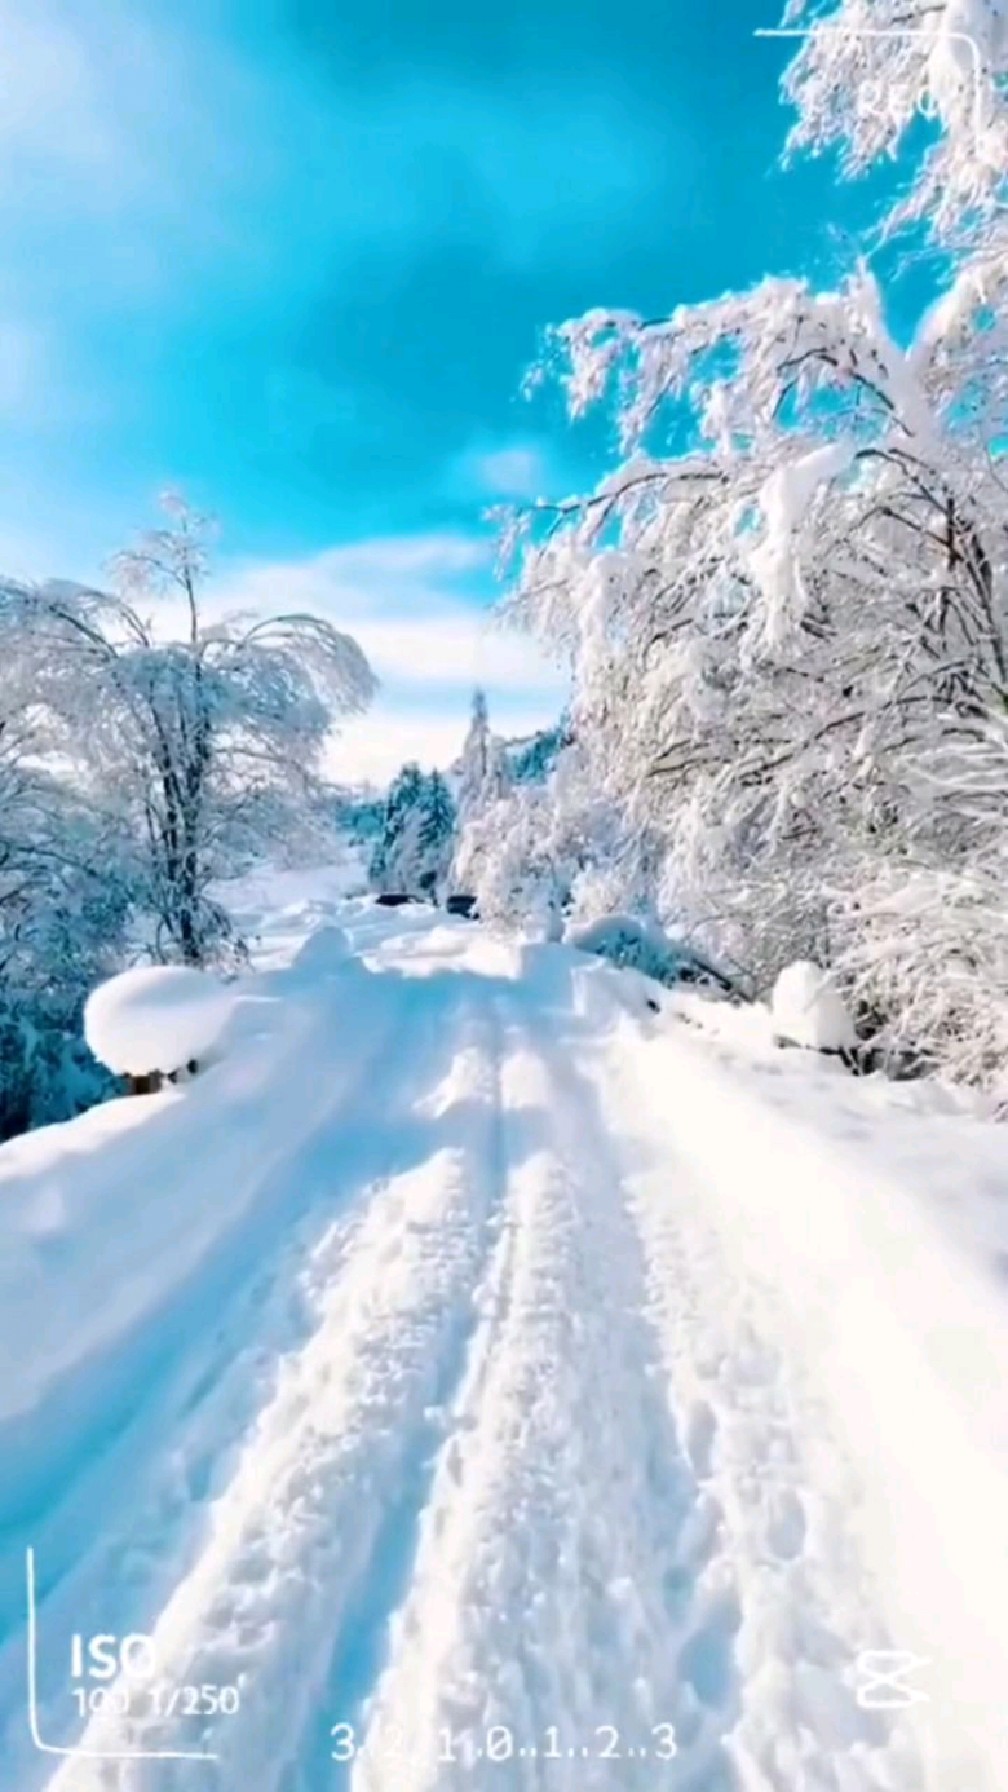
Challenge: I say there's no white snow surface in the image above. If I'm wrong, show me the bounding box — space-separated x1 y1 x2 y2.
772 958 857 1052
1 869 1006 1792
84 966 237 1076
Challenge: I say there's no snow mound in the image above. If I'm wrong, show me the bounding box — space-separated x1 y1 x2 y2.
84 966 236 1075
567 913 730 992
772 960 855 1052
291 926 352 977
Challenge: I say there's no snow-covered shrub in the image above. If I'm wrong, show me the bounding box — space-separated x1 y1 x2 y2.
567 913 733 993
455 780 576 932
84 966 236 1079
827 854 1008 1094
771 961 856 1054
0 999 117 1140
455 734 642 936
0 700 130 1137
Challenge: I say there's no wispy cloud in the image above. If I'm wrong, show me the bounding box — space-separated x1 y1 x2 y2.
461 441 552 501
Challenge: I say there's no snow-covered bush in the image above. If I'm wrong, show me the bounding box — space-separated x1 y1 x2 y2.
455 782 565 930
84 966 236 1079
771 961 856 1054
454 731 645 935
567 913 733 993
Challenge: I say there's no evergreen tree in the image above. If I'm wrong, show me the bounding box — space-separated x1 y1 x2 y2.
370 762 425 893
415 770 456 899
370 764 456 900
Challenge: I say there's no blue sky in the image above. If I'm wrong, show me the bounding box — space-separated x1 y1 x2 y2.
0 0 926 781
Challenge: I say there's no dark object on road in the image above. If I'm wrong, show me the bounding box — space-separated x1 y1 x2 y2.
374 892 419 907
445 893 478 919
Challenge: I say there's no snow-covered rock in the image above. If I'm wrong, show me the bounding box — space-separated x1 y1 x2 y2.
771 960 856 1052
84 966 236 1076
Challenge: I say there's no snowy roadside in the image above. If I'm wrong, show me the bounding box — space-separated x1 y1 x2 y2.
573 955 1008 1792
654 979 1008 1286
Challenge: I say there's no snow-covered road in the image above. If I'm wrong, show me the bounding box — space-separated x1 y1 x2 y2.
1 897 1005 1792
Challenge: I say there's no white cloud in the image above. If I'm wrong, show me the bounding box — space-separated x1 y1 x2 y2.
327 697 562 787
213 533 489 621
326 709 468 786
465 442 550 500
211 531 566 698
212 530 568 787
352 612 563 695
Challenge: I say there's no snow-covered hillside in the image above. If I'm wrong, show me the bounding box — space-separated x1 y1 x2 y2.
0 879 1005 1792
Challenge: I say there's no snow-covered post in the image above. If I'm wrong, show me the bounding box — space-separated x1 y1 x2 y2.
84 966 237 1094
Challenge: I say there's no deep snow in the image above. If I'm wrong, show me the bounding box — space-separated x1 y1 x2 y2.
0 870 1006 1792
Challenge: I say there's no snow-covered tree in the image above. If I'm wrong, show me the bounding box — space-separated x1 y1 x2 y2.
451 688 518 897
370 763 425 894
780 0 1007 247
456 738 635 934
31 494 376 964
414 770 457 899
370 763 456 900
456 781 566 933
0 582 129 1134
494 6 1007 1094
456 687 492 816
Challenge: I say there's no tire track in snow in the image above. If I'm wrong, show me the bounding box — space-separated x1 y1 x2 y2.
349 975 737 1792
37 981 509 1792
276 991 514 1792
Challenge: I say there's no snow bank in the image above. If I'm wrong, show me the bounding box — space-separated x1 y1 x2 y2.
84 966 237 1076
772 958 855 1052
585 966 1008 1792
